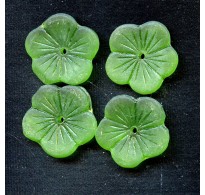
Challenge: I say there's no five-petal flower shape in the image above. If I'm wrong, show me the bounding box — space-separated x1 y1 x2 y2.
22 85 97 158
95 95 169 168
106 21 178 95
25 13 99 85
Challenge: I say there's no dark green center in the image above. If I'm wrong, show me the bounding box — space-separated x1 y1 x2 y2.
61 48 67 55
57 116 64 123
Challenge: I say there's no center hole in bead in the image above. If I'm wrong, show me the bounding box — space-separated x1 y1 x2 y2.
61 48 67 54
140 54 145 59
58 116 64 123
133 128 137 134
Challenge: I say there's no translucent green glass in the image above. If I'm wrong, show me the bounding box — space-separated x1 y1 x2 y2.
25 13 99 85
95 95 169 168
106 21 178 94
22 85 97 158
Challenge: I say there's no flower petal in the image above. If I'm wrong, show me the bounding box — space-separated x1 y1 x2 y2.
59 86 92 117
32 54 93 85
135 97 166 130
104 95 136 126
39 112 96 158
106 52 138 84
138 125 169 158
145 46 178 78
31 85 91 116
42 13 78 46
60 56 93 85
32 54 61 84
40 125 78 158
96 118 129 150
129 60 164 94
110 125 169 168
111 135 144 168
25 27 59 58
64 112 97 145
140 21 171 53
31 85 61 116
109 24 141 55
22 108 55 142
68 26 99 60
23 108 81 158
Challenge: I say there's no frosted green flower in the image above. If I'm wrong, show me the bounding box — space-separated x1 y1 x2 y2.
25 13 99 85
22 85 97 158
106 21 178 94
96 95 169 168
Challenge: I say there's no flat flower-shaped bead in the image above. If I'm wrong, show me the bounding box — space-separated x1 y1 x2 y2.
106 21 178 95
95 95 169 168
25 13 99 85
22 85 97 158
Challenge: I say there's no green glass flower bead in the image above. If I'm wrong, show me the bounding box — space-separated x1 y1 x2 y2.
22 85 97 158
95 95 169 168
25 13 99 85
106 21 178 95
